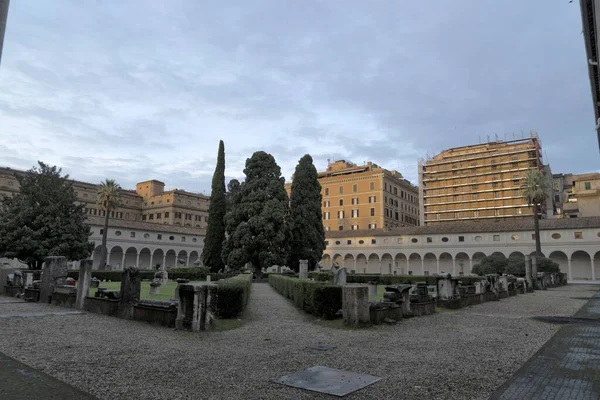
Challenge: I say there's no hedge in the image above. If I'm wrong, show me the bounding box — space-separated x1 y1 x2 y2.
66 268 237 282
345 274 484 286
216 273 252 318
269 275 342 319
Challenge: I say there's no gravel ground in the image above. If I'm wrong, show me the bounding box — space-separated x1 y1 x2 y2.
0 284 597 400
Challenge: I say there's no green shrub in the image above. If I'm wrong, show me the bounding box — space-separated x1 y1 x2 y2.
216 273 252 318
169 266 210 281
268 275 342 319
308 271 334 282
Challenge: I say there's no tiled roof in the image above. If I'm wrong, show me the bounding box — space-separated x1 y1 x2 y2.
325 217 600 238
85 216 205 236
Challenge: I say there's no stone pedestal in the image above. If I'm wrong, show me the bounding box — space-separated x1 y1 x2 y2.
437 278 457 300
75 260 93 310
333 267 347 286
118 267 141 320
175 283 217 332
299 260 308 279
0 269 13 295
24 273 33 288
40 256 67 304
524 255 533 290
342 286 370 327
367 283 377 297
149 285 160 295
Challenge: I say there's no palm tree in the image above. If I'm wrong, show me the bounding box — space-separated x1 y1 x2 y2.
522 169 549 258
97 179 122 269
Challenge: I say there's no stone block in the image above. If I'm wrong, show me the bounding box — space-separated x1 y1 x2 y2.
118 266 141 320
0 269 14 295
333 267 347 286
40 256 67 304
175 283 217 332
299 260 308 279
342 286 370 327
75 260 93 310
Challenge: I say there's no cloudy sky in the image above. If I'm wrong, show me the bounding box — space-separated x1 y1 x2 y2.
0 0 598 194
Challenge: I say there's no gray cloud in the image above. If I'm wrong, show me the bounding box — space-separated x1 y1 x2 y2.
0 0 597 196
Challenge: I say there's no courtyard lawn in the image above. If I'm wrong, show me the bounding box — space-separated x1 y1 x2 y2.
368 285 386 301
86 280 206 301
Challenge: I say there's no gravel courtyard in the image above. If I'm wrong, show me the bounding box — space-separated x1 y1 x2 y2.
0 283 596 400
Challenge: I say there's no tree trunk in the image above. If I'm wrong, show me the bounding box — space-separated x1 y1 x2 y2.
533 203 542 258
99 209 109 269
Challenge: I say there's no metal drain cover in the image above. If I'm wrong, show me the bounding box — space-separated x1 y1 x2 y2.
533 316 600 325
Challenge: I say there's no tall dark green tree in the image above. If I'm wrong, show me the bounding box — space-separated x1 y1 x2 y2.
203 140 227 272
225 178 240 211
223 151 291 275
0 162 93 269
288 154 325 271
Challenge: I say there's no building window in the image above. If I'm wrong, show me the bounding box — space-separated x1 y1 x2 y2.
115 230 122 236
169 236 175 240
441 237 449 242
574 232 583 239
398 238 403 244
351 225 359 230
339 186 343 194
371 239 377 244
426 237 432 243
370 182 375 190
436 213 440 220
100 229 104 235
395 212 399 220
551 233 561 239
175 212 182 219
165 212 170 218
195 215 201 221
323 212 330 220
338 210 344 218
368 223 377 229
513 175 520 185
185 214 192 220
352 198 358 205
352 209 359 218
494 192 499 199
192 238 198 242
149 214 154 220
511 234 520 241
585 182 592 190
368 196 376 203
204 216 208 222
325 188 329 196
324 201 330 207
474 210 479 218
454 212 459 219
353 184 358 192
472 193 478 200
325 226 330 231
370 208 375 216
493 234 500 241
156 213 162 219
144 233 150 239
516 208 522 215
130 232 136 238
339 199 343 206
453 187 458 192
182 236 186 242
347 240 352 245
338 226 344 231
142 215 147 221
513 189 520 197
458 236 464 242
495 209 500 217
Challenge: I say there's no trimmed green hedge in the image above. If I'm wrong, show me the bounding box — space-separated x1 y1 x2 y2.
66 268 236 283
308 271 334 282
216 273 252 318
269 275 342 319
345 274 484 286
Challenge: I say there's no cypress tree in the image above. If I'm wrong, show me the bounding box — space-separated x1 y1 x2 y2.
202 140 226 272
223 151 291 276
288 154 325 271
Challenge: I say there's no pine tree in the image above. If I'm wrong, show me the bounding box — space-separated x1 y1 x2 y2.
0 162 94 269
223 151 291 275
203 140 227 272
288 154 325 271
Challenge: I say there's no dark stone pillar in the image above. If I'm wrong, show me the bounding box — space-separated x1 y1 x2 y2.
118 266 140 319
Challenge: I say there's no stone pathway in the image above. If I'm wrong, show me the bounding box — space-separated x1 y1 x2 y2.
0 351 98 400
491 289 600 400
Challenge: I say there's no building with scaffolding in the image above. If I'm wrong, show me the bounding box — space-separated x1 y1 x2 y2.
418 133 554 226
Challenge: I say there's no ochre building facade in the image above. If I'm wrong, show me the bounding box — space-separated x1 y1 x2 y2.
286 160 419 232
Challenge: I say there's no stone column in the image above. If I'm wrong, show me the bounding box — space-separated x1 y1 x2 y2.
106 252 111 270
452 259 456 276
591 259 596 281
299 260 308 279
532 256 539 290
162 254 167 270
436 259 440 274
186 255 190 266
40 256 67 303
421 259 425 275
568 258 572 280
342 286 370 327
469 258 473 273
524 255 533 290
136 253 140 268
75 260 93 310
121 254 126 270
118 266 140 320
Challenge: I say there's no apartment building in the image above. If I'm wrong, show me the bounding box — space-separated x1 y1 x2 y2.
286 160 419 232
0 167 209 229
554 172 600 218
418 136 551 225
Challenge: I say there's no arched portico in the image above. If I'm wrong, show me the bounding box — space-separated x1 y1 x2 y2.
356 254 367 274
367 253 380 274
439 252 453 275
408 253 422 275
395 253 408 275
381 253 393 275
549 251 568 276
571 250 592 280
189 251 199 265
109 246 123 270
343 254 354 270
177 250 188 266
455 252 469 275
124 247 137 268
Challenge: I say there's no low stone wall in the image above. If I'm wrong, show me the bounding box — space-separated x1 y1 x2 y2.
437 298 466 309
3 286 23 297
485 292 499 302
51 292 77 308
24 288 40 302
84 297 119 317
369 304 402 325
498 291 509 299
411 302 436 317
465 294 485 306
133 300 178 328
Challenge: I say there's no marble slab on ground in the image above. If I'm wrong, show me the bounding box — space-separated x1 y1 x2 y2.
273 366 381 397
0 311 83 319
